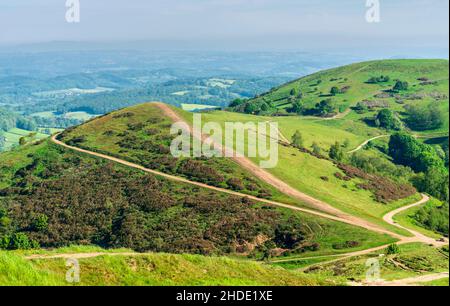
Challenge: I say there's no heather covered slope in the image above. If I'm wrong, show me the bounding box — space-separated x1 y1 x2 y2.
0 133 394 260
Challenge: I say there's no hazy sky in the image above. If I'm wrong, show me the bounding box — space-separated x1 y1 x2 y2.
0 0 448 52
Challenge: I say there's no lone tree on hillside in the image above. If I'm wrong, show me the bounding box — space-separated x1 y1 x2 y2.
291 130 304 149
393 81 409 92
311 142 322 155
329 141 345 162
330 86 341 96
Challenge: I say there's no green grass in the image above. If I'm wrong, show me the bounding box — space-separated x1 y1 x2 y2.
423 277 449 287
1 135 395 262
246 59 448 130
0 250 337 286
61 102 418 236
0 128 48 151
177 107 419 236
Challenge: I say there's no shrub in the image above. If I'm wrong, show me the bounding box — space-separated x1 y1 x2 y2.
5 233 38 250
227 178 245 191
332 241 361 250
329 142 345 162
386 244 400 255
393 81 409 91
367 75 390 84
32 214 49 232
375 109 402 131
291 130 304 149
405 104 444 131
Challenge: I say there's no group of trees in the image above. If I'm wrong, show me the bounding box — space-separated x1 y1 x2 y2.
375 109 402 131
405 104 444 131
414 201 449 236
314 99 337 117
0 108 37 132
389 133 449 202
389 133 445 173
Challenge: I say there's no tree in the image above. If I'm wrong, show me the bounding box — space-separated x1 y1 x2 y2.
19 137 27 146
329 141 345 161
413 167 449 202
414 201 449 236
229 99 245 108
244 103 258 114
288 101 303 114
405 104 444 131
311 142 322 155
291 130 304 149
376 109 402 130
315 99 336 117
260 103 269 112
388 133 445 173
330 87 340 96
32 214 49 232
386 244 400 255
290 88 298 96
393 80 409 92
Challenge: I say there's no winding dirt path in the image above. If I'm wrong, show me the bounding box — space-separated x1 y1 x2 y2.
349 272 449 287
152 102 399 238
26 252 140 260
45 103 447 268
273 193 447 265
347 135 389 154
383 194 448 247
50 134 393 237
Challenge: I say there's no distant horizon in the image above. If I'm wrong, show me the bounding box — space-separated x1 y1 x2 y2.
0 39 448 60
1 0 448 57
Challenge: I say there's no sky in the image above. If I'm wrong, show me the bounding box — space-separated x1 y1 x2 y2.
0 0 448 54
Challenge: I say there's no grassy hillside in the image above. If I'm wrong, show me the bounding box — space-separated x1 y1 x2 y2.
59 102 423 236
234 59 448 128
0 128 48 151
0 138 394 262
0 249 337 286
174 107 421 236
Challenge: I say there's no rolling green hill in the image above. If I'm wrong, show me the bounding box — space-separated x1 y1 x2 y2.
232 59 448 124
1 59 448 286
